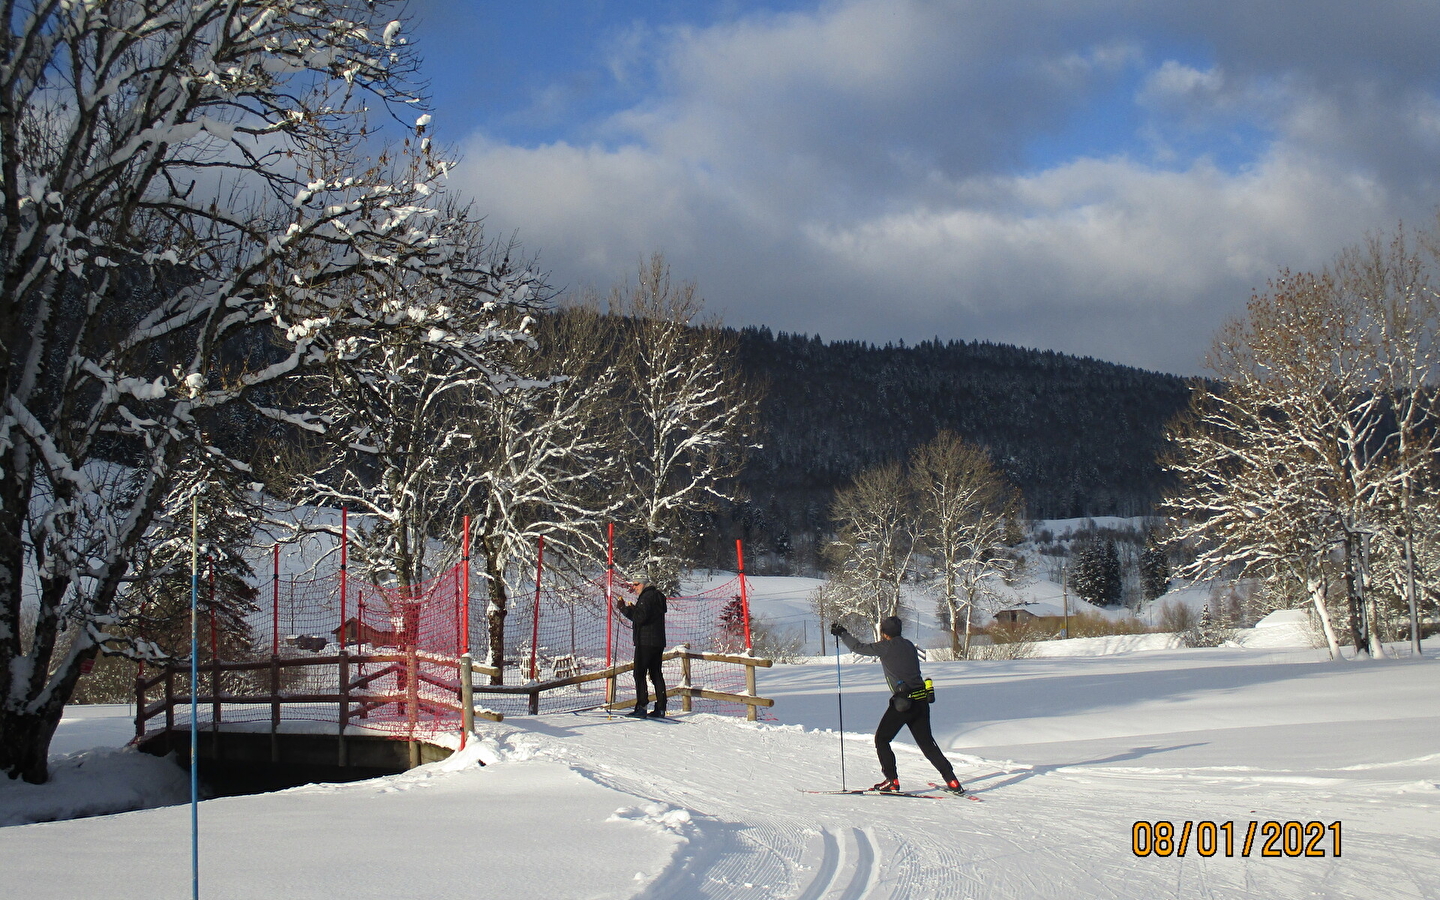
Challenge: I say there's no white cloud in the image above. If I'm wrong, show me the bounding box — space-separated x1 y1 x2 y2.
1139 61 1227 109
443 0 1440 374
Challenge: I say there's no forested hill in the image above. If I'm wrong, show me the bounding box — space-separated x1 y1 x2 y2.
724 327 1194 568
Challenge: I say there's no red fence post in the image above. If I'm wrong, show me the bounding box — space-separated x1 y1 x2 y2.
208 557 217 661
529 536 545 681
459 515 474 747
737 539 752 651
340 507 348 651
605 523 614 670
272 543 280 656
461 515 471 656
209 557 220 735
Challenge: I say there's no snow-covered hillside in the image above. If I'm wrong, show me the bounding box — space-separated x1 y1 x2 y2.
2 603 1436 900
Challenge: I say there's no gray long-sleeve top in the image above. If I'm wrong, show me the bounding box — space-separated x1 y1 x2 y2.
838 629 924 695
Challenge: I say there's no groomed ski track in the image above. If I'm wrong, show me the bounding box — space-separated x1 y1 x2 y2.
472 657 1439 900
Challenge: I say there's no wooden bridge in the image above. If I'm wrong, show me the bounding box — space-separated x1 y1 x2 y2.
134 645 773 776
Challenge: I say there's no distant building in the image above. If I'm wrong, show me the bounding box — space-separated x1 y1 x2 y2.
992 608 1040 625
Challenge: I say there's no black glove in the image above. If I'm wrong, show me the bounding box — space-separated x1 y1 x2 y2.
829 622 845 637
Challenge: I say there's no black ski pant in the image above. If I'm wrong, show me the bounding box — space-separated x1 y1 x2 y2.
875 699 956 783
633 644 667 712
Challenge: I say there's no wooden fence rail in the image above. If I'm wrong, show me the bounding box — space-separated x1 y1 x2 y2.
466 647 774 717
135 645 774 758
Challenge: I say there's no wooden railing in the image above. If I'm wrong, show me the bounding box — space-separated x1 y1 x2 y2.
469 646 774 719
135 644 774 754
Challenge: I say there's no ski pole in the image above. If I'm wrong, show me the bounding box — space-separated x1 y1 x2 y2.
834 630 846 791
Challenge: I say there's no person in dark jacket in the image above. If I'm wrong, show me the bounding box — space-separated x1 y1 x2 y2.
831 616 964 794
619 580 669 718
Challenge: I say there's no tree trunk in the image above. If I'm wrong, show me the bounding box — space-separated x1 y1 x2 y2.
1357 534 1387 659
945 564 960 654
1342 534 1369 655
482 538 508 685
948 597 961 655
0 654 85 783
1366 595 1388 659
0 709 61 784
962 602 974 660
1402 524 1422 656
486 582 509 687
1306 574 1342 660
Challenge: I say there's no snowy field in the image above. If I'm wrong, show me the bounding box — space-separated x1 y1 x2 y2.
3 615 1437 900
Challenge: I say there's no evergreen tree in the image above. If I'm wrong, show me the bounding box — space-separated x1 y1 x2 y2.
1070 540 1122 606
1102 541 1122 604
719 598 748 652
1140 544 1171 602
1183 603 1229 648
127 464 261 660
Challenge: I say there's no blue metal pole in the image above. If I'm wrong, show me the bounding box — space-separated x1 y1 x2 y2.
834 631 846 791
190 495 199 900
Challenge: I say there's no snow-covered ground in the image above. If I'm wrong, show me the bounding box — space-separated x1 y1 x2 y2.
3 606 1437 900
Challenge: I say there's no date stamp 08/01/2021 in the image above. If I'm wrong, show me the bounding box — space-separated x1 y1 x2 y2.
1132 821 1343 858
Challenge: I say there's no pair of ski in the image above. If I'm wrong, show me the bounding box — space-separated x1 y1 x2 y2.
800 783 982 802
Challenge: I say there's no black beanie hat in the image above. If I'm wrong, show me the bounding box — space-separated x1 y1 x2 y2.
879 616 903 637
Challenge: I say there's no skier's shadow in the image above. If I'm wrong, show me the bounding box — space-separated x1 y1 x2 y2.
969 742 1207 792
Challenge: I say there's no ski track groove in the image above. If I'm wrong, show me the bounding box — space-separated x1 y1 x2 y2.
836 828 875 900
792 828 839 900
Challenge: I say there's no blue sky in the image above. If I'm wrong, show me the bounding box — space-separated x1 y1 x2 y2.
400 1 1440 374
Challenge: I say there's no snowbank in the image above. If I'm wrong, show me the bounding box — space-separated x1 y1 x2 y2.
1029 632 1182 656
1240 607 1319 649
0 747 189 826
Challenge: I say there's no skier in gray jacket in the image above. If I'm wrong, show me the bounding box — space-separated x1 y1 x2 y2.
832 616 964 794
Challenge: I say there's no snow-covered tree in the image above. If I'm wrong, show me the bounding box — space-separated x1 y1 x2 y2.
909 431 1023 655
278 223 544 591
1164 269 1391 659
0 0 490 782
1335 229 1440 656
824 461 914 632
609 254 755 593
457 306 626 683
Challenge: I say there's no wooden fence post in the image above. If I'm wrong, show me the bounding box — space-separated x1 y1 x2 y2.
406 644 420 735
680 652 693 713
270 655 281 763
745 664 758 722
460 654 475 737
337 651 349 767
